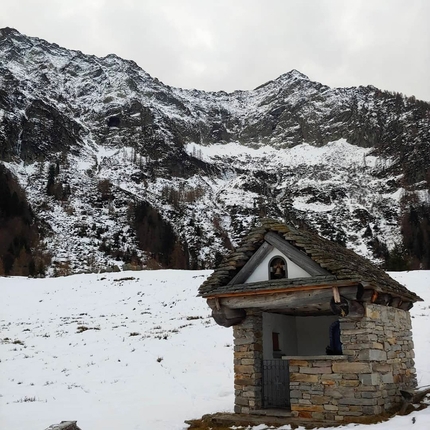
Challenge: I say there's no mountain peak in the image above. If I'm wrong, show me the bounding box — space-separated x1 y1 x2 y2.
254 69 310 90
278 69 310 81
0 27 21 38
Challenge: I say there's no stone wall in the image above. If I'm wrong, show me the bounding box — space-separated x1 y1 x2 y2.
340 303 417 410
289 357 389 420
289 303 417 421
233 303 417 422
233 309 263 414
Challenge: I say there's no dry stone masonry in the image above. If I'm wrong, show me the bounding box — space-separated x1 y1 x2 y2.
233 303 417 422
233 310 263 413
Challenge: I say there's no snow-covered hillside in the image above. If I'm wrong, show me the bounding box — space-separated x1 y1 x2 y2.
0 270 429 430
3 136 404 273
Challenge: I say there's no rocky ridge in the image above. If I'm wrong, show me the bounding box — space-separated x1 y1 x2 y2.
0 27 429 274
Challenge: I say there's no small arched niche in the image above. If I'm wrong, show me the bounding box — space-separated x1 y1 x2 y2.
269 256 287 280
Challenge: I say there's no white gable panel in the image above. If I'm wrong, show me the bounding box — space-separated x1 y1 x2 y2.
245 247 311 284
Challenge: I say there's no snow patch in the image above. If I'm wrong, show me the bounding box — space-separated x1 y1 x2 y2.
0 270 429 429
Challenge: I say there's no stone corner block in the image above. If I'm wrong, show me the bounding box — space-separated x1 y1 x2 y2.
359 372 380 386
358 349 387 361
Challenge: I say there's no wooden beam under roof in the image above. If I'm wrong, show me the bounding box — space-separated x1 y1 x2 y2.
206 279 359 299
228 241 273 285
218 285 361 310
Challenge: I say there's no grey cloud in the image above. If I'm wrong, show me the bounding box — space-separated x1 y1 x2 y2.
1 0 429 100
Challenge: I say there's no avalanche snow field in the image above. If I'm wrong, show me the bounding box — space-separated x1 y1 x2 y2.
1 270 429 430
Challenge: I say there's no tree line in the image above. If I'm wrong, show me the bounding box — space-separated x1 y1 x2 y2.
0 165 49 276
131 200 189 269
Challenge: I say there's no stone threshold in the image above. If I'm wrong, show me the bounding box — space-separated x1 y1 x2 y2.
250 408 292 417
282 355 348 360
185 412 341 429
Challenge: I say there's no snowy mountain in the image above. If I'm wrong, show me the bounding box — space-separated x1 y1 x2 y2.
0 27 429 274
1 270 429 429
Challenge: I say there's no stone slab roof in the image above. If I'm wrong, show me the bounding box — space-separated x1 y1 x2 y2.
199 219 422 302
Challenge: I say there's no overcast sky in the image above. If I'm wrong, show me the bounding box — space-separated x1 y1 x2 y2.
2 0 429 101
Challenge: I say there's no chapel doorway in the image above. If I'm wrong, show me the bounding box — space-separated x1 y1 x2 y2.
261 312 339 409
262 359 290 408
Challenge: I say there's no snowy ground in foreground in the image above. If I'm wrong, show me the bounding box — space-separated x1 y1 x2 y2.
0 270 429 430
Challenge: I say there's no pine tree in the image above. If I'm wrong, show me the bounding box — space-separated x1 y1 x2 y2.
0 259 5 276
46 164 56 195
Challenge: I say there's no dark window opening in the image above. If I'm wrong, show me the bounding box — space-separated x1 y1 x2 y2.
269 256 287 279
272 332 280 351
326 320 343 355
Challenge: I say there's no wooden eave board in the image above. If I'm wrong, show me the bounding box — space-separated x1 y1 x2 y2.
203 277 358 299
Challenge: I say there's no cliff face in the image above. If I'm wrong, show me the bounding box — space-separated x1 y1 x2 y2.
1 28 429 274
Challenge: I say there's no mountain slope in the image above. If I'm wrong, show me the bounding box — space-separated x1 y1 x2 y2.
0 28 429 273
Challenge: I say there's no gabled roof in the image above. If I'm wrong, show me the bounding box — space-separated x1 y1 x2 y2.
199 219 422 302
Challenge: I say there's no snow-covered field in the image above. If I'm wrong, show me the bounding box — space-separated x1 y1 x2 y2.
1 270 429 430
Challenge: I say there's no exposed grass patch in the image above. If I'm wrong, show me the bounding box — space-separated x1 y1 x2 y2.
76 326 100 333
1 338 26 345
113 277 136 282
14 396 37 403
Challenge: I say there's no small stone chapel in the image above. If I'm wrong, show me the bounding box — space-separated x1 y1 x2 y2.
199 219 422 423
